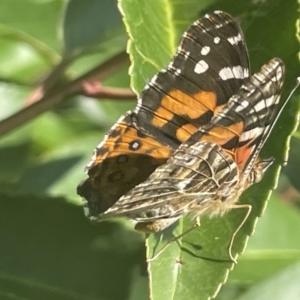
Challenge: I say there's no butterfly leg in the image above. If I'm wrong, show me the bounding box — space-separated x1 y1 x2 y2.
228 204 252 264
148 217 201 262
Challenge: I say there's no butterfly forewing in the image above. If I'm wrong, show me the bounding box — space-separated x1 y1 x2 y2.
135 11 250 147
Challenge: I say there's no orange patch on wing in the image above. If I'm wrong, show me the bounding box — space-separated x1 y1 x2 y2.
213 104 226 115
191 90 217 112
201 122 244 145
235 141 255 170
151 89 217 127
176 123 198 142
91 121 171 166
151 109 173 127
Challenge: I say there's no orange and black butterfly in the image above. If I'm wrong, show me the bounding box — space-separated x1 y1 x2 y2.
77 11 285 246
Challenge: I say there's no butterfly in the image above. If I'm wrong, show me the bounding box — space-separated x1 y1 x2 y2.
99 59 284 260
77 11 286 259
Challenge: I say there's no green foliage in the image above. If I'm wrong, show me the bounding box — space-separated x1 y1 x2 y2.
0 0 299 299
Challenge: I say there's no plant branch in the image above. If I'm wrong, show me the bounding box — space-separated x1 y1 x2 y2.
0 51 130 137
80 81 135 99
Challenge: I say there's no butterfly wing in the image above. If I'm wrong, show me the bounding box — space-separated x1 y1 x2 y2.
186 58 284 182
78 11 250 217
134 11 250 147
99 58 285 230
100 140 240 233
78 113 171 215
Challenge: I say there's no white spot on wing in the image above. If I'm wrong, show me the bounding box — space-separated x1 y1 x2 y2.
254 96 275 112
177 178 193 192
201 46 210 56
150 74 158 83
175 69 181 75
266 96 276 107
214 37 220 44
254 100 267 112
244 68 250 78
219 66 249 80
168 61 174 69
134 97 143 113
240 127 263 142
275 65 284 81
227 33 243 45
178 46 190 60
131 141 140 149
219 67 234 80
215 23 224 29
194 60 209 74
235 100 249 112
183 51 190 59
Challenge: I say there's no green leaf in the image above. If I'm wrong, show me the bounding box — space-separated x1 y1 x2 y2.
283 137 300 192
0 0 64 51
0 39 52 83
0 193 148 300
216 194 300 299
0 0 64 83
62 0 124 54
229 193 300 284
238 262 300 300
119 0 300 299
14 134 102 203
